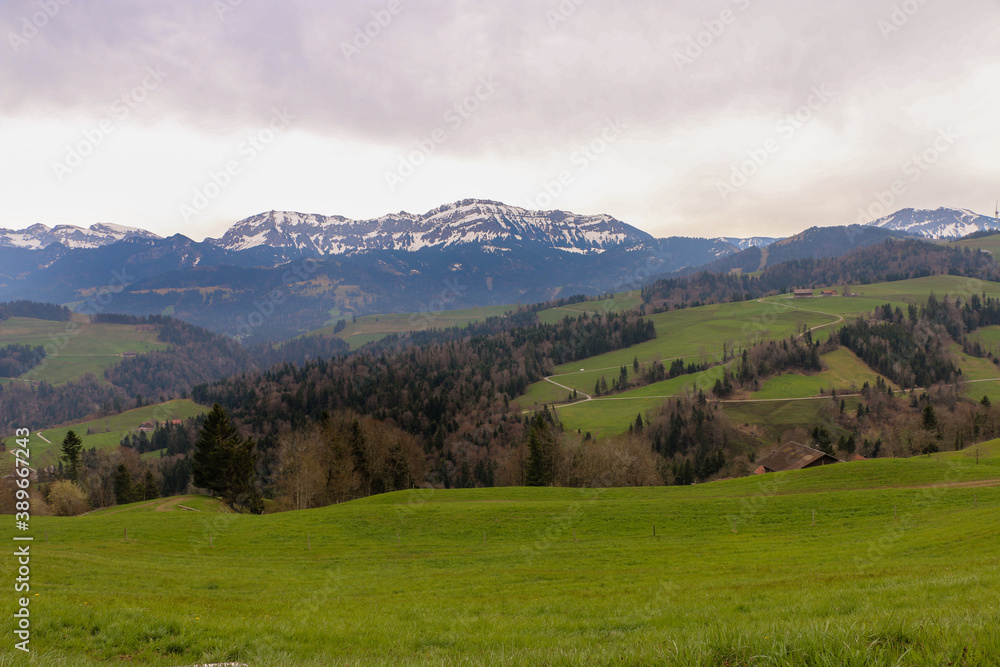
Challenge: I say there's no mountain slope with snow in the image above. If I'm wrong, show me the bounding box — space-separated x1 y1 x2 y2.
719 236 781 250
211 199 653 255
864 207 999 239
0 223 160 249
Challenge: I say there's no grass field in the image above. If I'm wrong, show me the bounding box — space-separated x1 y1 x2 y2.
0 315 166 386
7 441 1000 665
520 275 1000 437
19 400 208 466
535 291 644 325
753 348 891 400
519 299 835 405
946 232 1000 256
305 304 517 349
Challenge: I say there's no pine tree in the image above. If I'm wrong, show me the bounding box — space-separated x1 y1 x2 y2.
142 469 159 500
192 403 261 513
921 404 938 431
113 463 135 505
525 414 554 486
60 430 83 482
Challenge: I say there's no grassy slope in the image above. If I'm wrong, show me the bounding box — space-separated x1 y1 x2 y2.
520 299 834 405
526 276 1000 436
752 348 890 400
27 400 208 465
0 315 167 386
945 233 1000 255
306 304 517 350
12 443 1000 665
535 291 643 325
304 292 642 351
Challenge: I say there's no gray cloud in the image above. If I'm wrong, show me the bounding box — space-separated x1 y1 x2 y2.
2 0 999 234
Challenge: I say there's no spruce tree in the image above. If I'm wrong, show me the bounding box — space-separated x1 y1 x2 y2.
113 463 135 505
193 403 261 513
142 469 159 500
525 414 553 486
193 403 237 495
60 430 83 482
921 404 938 431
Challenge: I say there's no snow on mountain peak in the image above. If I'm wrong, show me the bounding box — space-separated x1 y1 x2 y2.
211 200 653 255
863 207 999 239
0 223 161 250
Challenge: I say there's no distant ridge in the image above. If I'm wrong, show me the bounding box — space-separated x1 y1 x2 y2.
863 207 998 239
209 199 654 256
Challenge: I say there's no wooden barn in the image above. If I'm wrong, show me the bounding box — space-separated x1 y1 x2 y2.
753 441 841 474
793 289 813 298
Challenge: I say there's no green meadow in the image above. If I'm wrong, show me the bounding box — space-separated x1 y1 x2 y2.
22 400 208 466
308 303 515 349
520 276 1000 437
535 291 644 325
946 232 1000 256
752 348 891 400
5 442 1000 665
520 299 834 405
0 316 166 386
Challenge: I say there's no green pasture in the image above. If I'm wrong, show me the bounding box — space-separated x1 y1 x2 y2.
945 232 1000 256
535 291 643 325
0 316 166 386
5 442 1000 665
14 400 208 466
753 348 890 400
306 304 517 350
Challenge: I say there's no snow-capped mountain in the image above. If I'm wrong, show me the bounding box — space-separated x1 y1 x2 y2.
211 199 653 256
719 236 781 250
0 223 160 249
864 207 999 240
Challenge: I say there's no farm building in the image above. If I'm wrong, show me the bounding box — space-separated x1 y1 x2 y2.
138 421 156 432
793 289 813 298
753 441 841 474
122 351 138 358
820 289 838 297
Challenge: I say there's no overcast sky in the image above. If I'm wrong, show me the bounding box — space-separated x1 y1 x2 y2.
2 0 998 240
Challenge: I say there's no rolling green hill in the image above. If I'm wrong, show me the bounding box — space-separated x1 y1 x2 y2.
16 442 1000 665
308 303 517 350
520 275 1000 437
25 400 208 465
0 314 167 386
946 232 1000 256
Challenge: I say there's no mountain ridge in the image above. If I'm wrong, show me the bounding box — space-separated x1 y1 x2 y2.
863 207 999 239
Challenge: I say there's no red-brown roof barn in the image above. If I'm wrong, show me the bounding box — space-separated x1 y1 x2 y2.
753 441 841 474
